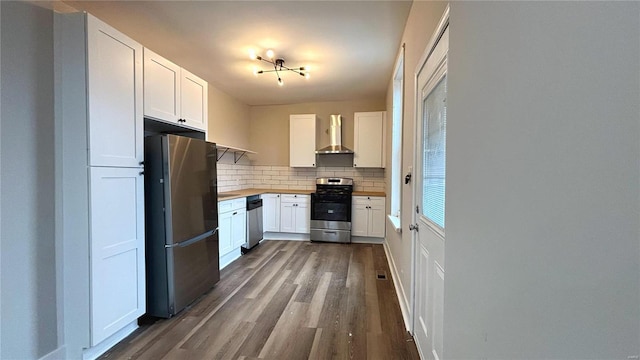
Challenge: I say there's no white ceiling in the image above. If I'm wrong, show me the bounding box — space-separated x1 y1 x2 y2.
62 0 413 106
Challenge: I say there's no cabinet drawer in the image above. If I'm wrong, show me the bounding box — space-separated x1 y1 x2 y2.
218 198 245 213
353 196 385 205
281 194 309 204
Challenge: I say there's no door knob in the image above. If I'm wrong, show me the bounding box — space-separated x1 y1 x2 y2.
409 223 419 232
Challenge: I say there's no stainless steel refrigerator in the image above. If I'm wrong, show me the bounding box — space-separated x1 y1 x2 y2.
144 134 219 318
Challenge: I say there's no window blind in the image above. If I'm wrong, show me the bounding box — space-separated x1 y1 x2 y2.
422 75 446 228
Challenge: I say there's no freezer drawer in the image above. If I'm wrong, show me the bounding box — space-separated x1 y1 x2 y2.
310 228 351 243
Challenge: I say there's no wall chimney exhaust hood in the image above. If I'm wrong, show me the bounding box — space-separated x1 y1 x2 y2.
316 114 354 154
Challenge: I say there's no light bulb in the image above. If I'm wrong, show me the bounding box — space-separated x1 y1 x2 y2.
305 72 310 79
278 78 283 86
253 67 259 76
249 49 257 60
266 49 274 59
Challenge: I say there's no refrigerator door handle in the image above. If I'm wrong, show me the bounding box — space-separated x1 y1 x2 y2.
165 228 218 249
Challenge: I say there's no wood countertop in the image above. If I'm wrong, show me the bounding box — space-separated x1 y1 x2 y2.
218 188 386 201
352 191 386 197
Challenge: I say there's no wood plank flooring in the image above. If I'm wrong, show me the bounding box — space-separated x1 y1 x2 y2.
100 240 419 360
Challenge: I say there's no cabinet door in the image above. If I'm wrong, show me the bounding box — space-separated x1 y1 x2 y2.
280 202 296 233
143 48 180 124
368 204 386 237
354 111 385 168
181 69 208 132
89 167 145 345
351 203 369 237
294 203 310 233
218 210 234 256
87 15 143 168
262 194 281 232
231 209 247 248
290 114 317 167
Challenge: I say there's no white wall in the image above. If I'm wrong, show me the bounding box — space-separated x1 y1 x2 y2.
383 0 448 324
207 84 251 149
0 2 58 358
445 1 640 358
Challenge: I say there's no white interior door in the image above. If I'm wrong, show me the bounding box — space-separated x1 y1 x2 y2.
413 23 449 360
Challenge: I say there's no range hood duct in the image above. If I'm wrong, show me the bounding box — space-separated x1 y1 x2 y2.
316 114 354 154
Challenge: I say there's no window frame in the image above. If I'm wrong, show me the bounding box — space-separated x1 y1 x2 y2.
388 44 405 229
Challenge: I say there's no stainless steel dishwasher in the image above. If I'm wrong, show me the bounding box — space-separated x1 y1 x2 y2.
242 195 263 253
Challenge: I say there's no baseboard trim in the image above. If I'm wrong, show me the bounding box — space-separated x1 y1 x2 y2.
383 241 411 331
39 345 67 360
82 320 137 360
263 232 309 241
350 236 384 244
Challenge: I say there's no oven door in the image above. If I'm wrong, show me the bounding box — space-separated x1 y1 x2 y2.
310 193 351 222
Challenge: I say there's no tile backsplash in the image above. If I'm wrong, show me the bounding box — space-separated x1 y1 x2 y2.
217 164 385 193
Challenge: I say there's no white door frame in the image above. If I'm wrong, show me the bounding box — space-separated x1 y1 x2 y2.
410 2 450 345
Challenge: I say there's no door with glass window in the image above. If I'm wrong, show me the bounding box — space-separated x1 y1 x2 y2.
413 24 448 360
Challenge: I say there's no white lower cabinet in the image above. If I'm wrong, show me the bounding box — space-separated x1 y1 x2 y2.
352 196 386 238
89 167 145 345
279 194 310 234
261 194 281 232
218 198 246 257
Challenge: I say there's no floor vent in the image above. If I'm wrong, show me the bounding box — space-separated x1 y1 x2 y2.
376 271 388 280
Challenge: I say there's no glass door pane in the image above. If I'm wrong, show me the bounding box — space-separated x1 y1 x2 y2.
421 75 447 228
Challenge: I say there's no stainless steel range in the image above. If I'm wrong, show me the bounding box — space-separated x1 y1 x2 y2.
310 177 353 243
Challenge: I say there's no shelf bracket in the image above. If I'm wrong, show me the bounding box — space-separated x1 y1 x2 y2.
216 147 229 161
234 151 248 163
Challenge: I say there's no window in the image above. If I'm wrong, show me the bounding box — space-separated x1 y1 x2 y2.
422 74 446 228
389 45 404 222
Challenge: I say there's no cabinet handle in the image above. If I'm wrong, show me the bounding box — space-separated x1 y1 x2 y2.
277 194 280 197
232 211 237 215
312 163 315 166
367 196 370 199
139 161 144 166
294 195 297 198
354 164 357 167
139 171 145 176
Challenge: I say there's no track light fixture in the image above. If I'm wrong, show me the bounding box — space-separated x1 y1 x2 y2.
250 49 309 86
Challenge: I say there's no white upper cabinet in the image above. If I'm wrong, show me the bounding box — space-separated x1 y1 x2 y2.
353 111 386 168
143 48 181 123
290 114 317 167
180 68 208 131
143 49 208 133
87 15 143 168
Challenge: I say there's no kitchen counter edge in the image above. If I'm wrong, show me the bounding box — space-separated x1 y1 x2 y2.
218 188 385 201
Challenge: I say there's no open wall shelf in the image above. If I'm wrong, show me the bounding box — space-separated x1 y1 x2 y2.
215 144 256 163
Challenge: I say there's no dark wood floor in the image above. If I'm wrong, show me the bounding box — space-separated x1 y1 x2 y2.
100 240 419 360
